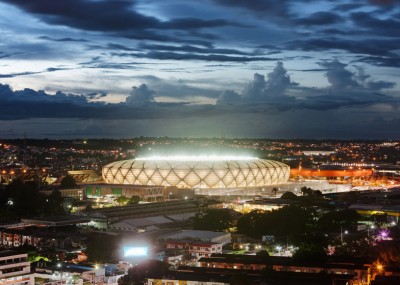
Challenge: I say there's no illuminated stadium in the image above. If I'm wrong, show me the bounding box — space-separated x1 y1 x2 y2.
102 156 290 189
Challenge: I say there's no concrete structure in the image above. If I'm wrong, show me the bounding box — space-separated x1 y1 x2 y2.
83 200 202 228
67 170 101 183
349 204 400 217
0 250 33 285
166 240 223 259
109 216 174 232
198 254 371 285
102 156 290 190
83 183 163 201
41 188 84 200
147 276 229 285
162 230 231 245
0 227 86 251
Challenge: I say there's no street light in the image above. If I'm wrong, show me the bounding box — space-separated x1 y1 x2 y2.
276 245 282 256
340 226 348 244
368 225 375 237
57 263 64 285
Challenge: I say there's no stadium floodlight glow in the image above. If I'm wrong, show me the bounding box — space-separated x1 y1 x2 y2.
123 246 148 257
136 155 258 161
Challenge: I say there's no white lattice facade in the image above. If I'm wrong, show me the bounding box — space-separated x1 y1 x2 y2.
102 158 289 189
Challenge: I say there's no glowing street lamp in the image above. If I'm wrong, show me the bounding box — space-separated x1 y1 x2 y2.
276 245 282 255
376 262 384 274
368 225 375 237
379 230 389 240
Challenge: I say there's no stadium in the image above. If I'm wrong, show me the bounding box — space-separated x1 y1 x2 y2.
102 156 290 190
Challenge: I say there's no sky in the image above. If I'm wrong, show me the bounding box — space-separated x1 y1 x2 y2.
0 0 399 139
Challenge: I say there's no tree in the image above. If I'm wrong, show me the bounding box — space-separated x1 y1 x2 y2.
6 179 44 217
281 191 298 200
317 209 361 231
118 260 170 285
292 242 327 262
272 187 279 197
230 272 249 285
193 209 232 231
60 175 77 189
237 205 314 238
300 186 313 196
128 195 141 204
256 250 270 257
372 213 388 226
43 189 65 216
85 234 118 262
237 209 267 237
115 196 130 206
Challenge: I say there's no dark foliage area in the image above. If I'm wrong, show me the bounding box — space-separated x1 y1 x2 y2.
237 205 314 238
60 175 77 189
193 209 232 231
85 234 120 263
118 260 170 285
0 179 64 219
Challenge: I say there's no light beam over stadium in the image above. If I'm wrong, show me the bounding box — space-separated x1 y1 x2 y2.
136 155 258 161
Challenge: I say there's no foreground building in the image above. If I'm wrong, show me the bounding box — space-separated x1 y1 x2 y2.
0 250 33 285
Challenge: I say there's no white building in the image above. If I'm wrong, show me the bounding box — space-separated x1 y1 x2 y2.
0 250 34 285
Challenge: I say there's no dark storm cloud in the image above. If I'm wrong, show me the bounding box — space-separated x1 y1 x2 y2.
37 36 89 42
125 84 155 106
0 60 397 123
2 0 244 42
135 75 220 99
369 0 399 6
334 3 362 12
0 82 217 121
216 62 296 107
366 80 396 90
351 12 400 37
138 44 251 56
318 29 352 36
294 11 343 26
213 0 291 18
317 60 396 93
359 55 400 68
0 52 22 59
106 43 137 52
284 37 400 57
2 0 158 31
318 60 359 91
126 51 277 62
164 18 246 29
79 56 151 70
0 67 72 78
217 60 397 111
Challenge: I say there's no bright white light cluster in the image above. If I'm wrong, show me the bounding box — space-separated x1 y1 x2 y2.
136 155 258 161
103 158 290 189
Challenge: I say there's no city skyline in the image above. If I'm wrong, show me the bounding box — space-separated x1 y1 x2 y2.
0 0 399 139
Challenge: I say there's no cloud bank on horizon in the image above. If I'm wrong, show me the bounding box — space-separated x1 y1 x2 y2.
0 0 399 139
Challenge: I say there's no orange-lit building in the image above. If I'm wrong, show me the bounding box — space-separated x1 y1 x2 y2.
290 168 373 178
